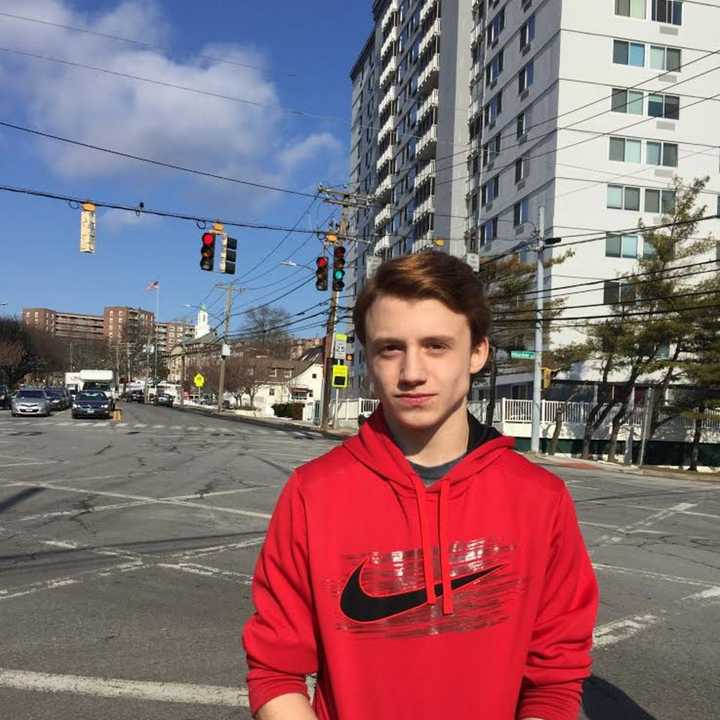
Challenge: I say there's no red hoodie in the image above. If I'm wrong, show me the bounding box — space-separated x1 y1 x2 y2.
243 409 598 719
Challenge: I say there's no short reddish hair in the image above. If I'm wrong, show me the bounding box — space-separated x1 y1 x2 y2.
353 251 491 347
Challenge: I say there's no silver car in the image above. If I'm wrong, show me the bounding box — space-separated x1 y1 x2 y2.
11 389 52 417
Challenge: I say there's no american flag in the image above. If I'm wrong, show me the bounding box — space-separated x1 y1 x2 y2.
145 280 159 291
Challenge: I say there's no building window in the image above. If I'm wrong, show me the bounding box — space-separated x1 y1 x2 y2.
606 233 639 258
615 0 646 18
604 279 637 304
482 134 501 166
481 218 498 245
609 136 642 163
481 176 500 205
484 91 502 126
513 197 529 226
516 111 527 138
607 185 641 210
515 156 528 183
486 50 504 86
646 141 678 166
651 45 681 72
520 15 535 51
645 188 676 213
518 61 534 93
488 8 505 44
269 388 275 396
269 368 278 378
611 88 644 115
647 93 679 119
652 0 682 25
613 40 646 67
643 238 658 258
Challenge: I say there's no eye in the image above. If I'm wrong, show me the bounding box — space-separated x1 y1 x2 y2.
427 343 448 352
379 344 401 355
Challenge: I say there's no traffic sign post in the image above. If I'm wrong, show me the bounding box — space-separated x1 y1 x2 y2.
510 350 536 360
333 333 347 361
193 373 205 389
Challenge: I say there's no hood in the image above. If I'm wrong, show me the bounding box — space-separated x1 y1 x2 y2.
343 404 514 617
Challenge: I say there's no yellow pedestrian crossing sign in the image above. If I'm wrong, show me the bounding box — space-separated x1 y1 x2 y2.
193 373 205 388
331 364 348 389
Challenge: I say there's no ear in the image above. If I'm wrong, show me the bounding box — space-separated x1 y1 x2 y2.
470 337 489 375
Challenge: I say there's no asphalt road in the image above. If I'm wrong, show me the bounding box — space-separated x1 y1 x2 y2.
0 402 717 719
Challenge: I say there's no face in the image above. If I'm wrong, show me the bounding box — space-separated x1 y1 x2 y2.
365 295 489 432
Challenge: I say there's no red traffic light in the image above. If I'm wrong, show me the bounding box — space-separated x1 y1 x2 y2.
200 232 216 272
202 232 215 246
316 256 329 268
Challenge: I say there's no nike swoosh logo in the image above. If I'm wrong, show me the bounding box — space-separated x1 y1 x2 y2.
340 562 504 623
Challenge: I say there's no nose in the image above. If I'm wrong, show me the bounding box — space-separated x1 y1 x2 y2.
399 346 427 388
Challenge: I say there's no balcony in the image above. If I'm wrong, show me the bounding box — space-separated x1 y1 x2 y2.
375 232 392 253
379 56 397 91
413 195 435 223
376 142 396 171
381 0 399 36
417 89 439 125
374 203 394 229
412 238 434 254
420 0 437 25
416 125 438 160
375 173 394 203
418 57 440 94
378 85 396 117
381 24 398 58
377 112 395 144
469 96 482 122
470 23 483 49
415 159 436 190
419 18 440 56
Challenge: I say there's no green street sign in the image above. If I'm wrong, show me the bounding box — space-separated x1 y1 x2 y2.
510 350 536 360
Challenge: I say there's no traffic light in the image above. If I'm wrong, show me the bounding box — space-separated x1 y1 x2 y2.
219 235 237 274
315 256 329 291
542 367 559 390
332 245 346 291
200 232 215 272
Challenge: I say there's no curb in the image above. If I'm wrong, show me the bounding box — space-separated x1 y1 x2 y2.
170 404 351 440
526 451 720 483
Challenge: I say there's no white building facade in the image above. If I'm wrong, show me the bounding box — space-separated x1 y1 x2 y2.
347 0 720 398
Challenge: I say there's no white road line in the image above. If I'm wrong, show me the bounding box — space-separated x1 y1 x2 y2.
134 423 147 428
593 613 661 648
0 668 248 707
591 502 697 549
157 562 253 584
10 481 272 519
185 426 201 430
171 536 266 560
152 424 166 429
0 461 57 468
170 425 183 430
623 503 720 521
592 562 716 588
684 586 720 604
116 422 128 428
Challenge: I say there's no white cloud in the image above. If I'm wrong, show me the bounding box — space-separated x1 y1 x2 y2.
0 0 342 204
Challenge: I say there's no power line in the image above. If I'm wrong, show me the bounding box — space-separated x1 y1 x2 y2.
0 46 337 121
0 121 317 199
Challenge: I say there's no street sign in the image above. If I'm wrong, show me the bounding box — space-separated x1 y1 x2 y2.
333 333 347 361
193 373 205 388
221 343 231 357
510 350 536 360
331 364 349 389
465 252 479 272
366 256 381 278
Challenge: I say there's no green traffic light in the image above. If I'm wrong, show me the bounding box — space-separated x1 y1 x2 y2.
333 270 344 280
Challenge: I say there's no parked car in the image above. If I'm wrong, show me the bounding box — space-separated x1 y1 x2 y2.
0 384 10 410
128 389 145 403
72 391 112 419
11 389 51 417
153 392 174 407
45 387 70 411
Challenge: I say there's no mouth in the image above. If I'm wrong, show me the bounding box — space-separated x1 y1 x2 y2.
395 394 436 406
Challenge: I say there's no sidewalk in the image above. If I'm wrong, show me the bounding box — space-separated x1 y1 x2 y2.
171 403 354 440
529 451 720 483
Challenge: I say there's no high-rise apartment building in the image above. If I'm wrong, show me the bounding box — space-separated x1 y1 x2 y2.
104 306 155 345
22 308 104 339
348 0 720 397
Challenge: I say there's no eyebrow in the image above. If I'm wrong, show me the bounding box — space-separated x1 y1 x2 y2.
371 335 456 347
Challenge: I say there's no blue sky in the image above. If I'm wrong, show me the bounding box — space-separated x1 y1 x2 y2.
0 0 373 337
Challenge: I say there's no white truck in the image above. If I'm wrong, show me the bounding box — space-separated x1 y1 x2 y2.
65 370 118 407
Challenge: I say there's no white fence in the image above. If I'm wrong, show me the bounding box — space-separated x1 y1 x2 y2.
332 397 720 444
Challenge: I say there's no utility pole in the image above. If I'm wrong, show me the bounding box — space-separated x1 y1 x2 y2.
638 386 655 467
530 208 561 453
531 207 545 454
320 220 347 432
216 283 244 413
180 347 186 407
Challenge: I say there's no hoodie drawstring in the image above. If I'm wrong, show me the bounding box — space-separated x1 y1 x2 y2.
438 478 453 615
411 475 454 615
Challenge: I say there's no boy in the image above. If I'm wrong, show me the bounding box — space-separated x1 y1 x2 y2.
243 252 598 720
